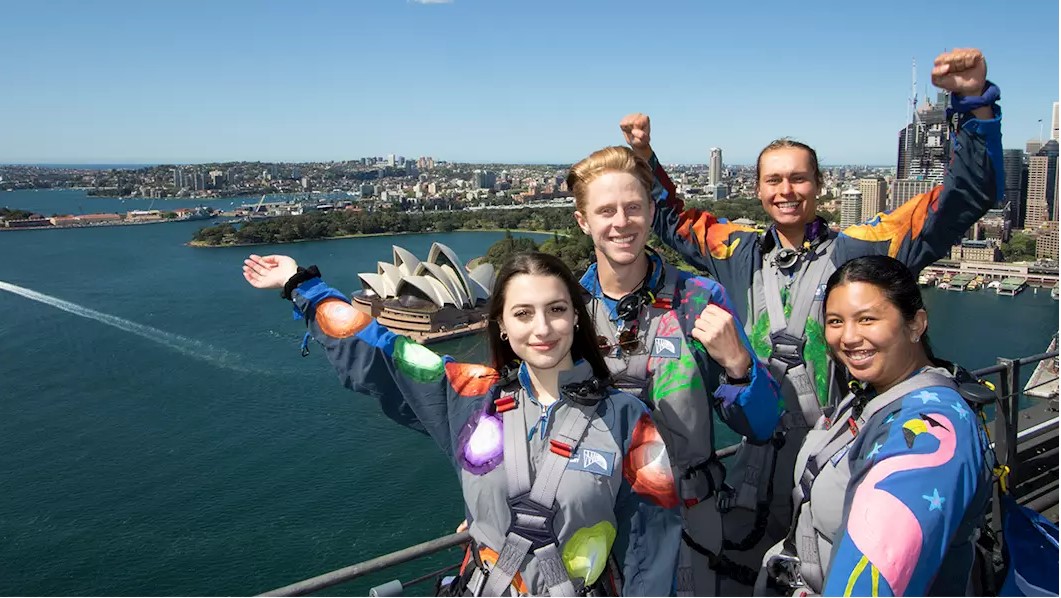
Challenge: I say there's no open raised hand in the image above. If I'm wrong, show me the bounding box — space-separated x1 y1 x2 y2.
242 254 299 290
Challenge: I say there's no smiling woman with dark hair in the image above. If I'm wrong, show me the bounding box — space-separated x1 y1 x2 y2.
242 250 684 596
754 255 993 596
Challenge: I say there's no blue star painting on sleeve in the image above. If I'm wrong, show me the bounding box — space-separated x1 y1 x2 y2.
914 390 940 404
922 488 946 512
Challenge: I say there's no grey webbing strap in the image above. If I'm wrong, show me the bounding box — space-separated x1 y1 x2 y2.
782 370 957 592
810 371 957 481
783 239 835 341
760 259 790 338
761 240 836 427
482 400 596 597
504 390 532 499
622 263 678 397
589 263 678 401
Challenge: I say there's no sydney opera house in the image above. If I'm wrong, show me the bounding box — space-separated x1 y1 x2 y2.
352 243 496 343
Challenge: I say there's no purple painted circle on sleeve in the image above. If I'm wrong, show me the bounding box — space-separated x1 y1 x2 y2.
456 407 505 475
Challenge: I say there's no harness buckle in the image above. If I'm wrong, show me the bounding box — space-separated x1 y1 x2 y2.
769 331 806 368
506 492 558 550
680 455 727 508
766 553 806 590
715 483 735 513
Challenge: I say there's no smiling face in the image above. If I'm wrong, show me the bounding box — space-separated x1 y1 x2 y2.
824 281 928 392
498 273 576 374
757 147 820 228
574 171 654 268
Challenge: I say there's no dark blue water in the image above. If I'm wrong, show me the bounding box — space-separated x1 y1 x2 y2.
0 190 1056 596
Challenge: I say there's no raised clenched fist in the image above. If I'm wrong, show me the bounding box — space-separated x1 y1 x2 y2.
619 113 652 160
691 304 752 380
931 48 987 97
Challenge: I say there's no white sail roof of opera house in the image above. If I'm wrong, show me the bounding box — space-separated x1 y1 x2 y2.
357 243 494 309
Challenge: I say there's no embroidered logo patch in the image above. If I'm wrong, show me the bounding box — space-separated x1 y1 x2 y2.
651 337 681 358
813 283 827 301
567 448 615 476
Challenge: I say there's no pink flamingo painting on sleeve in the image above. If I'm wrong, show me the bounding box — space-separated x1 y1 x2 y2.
841 410 958 596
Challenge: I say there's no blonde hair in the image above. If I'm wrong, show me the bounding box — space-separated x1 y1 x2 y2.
566 146 655 213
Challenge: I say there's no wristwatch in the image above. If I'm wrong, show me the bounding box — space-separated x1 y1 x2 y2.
281 265 321 300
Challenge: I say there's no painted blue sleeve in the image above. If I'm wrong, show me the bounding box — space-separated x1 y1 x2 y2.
681 276 783 443
290 277 479 458
822 387 990 597
835 106 1003 272
613 480 682 597
612 405 683 596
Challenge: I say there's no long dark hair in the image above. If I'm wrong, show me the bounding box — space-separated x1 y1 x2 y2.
487 252 609 381
823 255 935 360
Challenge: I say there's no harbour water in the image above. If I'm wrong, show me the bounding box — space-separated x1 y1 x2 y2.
1 190 1057 596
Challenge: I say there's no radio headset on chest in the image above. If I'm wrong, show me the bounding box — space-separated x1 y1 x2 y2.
612 247 667 327
761 217 830 271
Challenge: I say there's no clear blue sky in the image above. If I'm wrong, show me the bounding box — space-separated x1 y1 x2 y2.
2 0 1057 165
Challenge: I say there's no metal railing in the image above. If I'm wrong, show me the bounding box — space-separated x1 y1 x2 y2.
258 351 1059 597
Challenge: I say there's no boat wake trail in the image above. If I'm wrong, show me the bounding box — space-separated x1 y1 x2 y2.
0 280 257 374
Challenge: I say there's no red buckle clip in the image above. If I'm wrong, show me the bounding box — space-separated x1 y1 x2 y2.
652 297 672 309
847 417 859 436
495 396 517 413
682 497 700 508
550 440 573 458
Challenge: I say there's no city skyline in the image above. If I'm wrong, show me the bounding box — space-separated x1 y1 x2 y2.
2 0 1057 165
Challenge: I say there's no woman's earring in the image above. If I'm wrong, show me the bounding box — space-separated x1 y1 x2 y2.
500 330 508 341
574 321 579 331
912 336 920 343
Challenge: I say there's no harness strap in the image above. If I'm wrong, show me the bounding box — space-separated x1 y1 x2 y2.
481 393 596 597
761 238 837 428
776 370 958 593
592 262 678 401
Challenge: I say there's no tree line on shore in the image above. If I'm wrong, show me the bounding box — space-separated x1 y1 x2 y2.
191 206 574 246
191 195 784 247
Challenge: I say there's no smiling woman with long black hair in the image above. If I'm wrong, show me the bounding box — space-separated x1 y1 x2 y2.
243 250 683 596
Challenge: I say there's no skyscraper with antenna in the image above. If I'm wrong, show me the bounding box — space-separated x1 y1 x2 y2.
895 56 950 184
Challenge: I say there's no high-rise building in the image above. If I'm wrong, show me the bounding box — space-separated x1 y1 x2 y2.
897 124 917 180
840 188 863 228
1027 140 1044 155
1053 102 1059 141
709 148 723 186
857 177 888 221
890 179 935 212
1036 221 1059 260
895 93 950 183
1002 149 1027 228
473 170 496 190
1025 140 1059 230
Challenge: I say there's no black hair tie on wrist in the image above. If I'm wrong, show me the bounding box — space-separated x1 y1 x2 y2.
281 265 321 300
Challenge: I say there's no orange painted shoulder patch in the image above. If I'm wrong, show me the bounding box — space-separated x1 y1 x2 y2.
315 299 372 338
446 362 498 397
843 185 941 256
623 413 679 508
